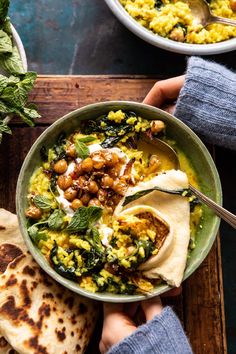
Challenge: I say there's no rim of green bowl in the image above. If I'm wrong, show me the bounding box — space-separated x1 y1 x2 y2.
16 101 222 302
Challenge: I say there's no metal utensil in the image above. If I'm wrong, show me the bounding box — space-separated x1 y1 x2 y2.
188 0 236 27
144 135 236 229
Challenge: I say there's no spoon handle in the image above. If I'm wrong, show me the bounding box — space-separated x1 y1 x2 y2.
189 184 236 229
210 15 236 27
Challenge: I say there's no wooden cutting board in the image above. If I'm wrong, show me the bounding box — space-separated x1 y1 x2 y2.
0 76 227 354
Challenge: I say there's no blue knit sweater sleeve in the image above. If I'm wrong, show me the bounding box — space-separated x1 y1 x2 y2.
174 57 236 150
107 306 192 354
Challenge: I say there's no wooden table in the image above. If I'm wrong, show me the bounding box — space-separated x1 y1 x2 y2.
0 76 227 354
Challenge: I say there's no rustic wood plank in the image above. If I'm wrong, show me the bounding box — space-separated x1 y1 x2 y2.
183 238 226 354
1 76 226 354
12 76 157 125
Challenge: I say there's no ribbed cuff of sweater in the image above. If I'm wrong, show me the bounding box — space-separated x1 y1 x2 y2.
107 306 192 354
174 56 236 150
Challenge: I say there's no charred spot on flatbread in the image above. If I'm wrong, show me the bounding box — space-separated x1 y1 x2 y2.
0 244 23 274
0 336 8 348
55 327 66 341
5 274 17 287
26 336 48 354
64 296 74 310
22 265 36 277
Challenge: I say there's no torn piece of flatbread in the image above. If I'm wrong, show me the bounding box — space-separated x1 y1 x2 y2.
0 209 98 354
117 170 190 287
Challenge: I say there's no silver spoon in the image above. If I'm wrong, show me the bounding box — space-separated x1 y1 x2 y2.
143 135 236 229
188 0 236 27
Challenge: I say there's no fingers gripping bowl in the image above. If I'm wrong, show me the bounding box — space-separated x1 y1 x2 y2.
16 102 222 302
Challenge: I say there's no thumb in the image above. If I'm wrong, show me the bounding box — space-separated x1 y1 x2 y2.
141 296 163 322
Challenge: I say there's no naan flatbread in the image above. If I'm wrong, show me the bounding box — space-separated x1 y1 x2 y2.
0 209 98 354
116 170 190 287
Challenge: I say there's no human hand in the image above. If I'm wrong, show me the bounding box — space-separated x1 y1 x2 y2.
143 75 185 113
99 296 163 354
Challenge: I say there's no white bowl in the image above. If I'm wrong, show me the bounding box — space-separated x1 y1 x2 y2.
104 0 236 55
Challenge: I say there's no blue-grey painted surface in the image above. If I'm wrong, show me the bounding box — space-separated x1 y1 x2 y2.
9 0 236 352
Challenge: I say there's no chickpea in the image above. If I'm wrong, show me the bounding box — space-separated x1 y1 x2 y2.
169 28 185 42
87 180 99 194
103 151 119 167
80 192 91 206
71 199 83 210
64 187 77 201
97 189 107 203
77 175 87 188
81 157 93 173
230 0 236 11
150 120 165 134
91 152 105 169
66 144 77 158
57 175 72 190
101 175 114 188
112 179 127 196
53 159 68 174
88 198 101 207
25 206 42 220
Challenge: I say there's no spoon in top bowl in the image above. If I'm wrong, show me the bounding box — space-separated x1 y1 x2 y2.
188 0 236 27
140 135 236 229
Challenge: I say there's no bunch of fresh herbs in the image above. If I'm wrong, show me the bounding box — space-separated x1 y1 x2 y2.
0 0 40 143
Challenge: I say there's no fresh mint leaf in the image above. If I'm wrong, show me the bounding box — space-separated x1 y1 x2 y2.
66 206 103 233
28 224 39 240
75 140 89 159
28 224 47 244
78 136 96 143
7 75 20 85
89 227 104 253
15 106 41 126
0 119 11 134
0 99 12 112
87 206 103 226
19 72 37 91
66 206 90 233
48 209 65 230
0 30 12 54
0 74 9 93
0 45 25 75
1 85 27 107
2 17 11 35
0 0 10 20
34 195 52 210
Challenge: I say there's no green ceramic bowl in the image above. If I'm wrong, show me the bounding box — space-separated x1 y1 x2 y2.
16 101 222 302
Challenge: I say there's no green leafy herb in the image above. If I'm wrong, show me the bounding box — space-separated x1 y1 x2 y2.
50 242 77 280
34 195 52 210
0 45 25 74
81 111 138 148
0 118 11 142
66 206 103 233
0 4 40 143
77 136 96 143
75 140 89 159
0 0 10 21
86 227 104 254
28 222 48 245
154 0 163 9
0 29 12 54
123 187 189 206
48 209 65 230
